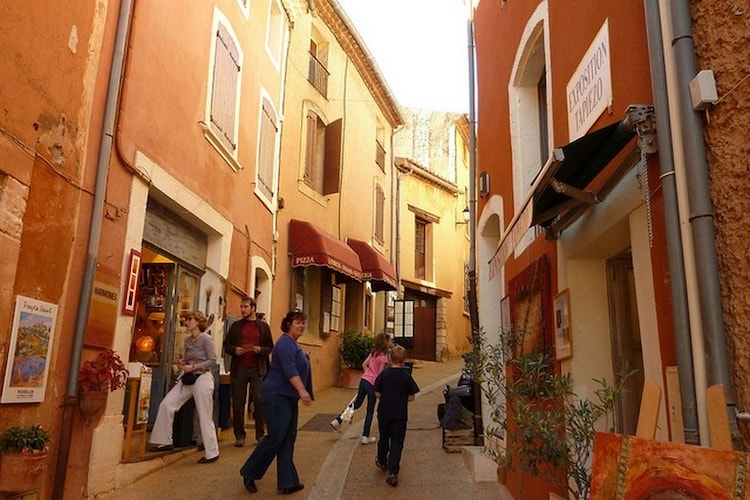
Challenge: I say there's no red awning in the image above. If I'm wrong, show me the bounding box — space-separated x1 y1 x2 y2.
347 239 398 292
288 219 363 281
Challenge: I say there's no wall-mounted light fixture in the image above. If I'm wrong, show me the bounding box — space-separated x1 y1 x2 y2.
456 207 471 226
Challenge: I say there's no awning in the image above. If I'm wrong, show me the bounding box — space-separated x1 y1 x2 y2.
488 108 652 277
347 239 398 291
288 219 363 281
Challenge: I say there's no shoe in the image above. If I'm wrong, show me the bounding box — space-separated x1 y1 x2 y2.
197 455 219 464
375 459 387 472
243 478 257 493
148 444 173 452
234 437 245 447
330 418 342 432
279 484 304 494
255 433 265 443
386 474 398 487
361 436 377 444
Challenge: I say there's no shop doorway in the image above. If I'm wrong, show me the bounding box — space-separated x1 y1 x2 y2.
129 247 202 426
607 249 645 435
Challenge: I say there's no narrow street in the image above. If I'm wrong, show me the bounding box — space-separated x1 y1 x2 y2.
95 358 510 499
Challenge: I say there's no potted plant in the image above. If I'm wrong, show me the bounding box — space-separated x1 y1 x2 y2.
339 331 375 388
0 424 51 491
78 348 129 418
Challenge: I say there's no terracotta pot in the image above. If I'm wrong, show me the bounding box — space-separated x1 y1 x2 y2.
79 389 108 418
342 368 362 389
0 451 48 492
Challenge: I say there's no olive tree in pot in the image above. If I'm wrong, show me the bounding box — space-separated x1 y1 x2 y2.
469 327 634 500
339 331 375 388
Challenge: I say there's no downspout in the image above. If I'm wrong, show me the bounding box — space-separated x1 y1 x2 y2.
466 2 482 444
642 0 699 445
668 1 738 447
54 0 135 495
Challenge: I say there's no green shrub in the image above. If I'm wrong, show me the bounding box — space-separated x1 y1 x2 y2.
340 331 375 369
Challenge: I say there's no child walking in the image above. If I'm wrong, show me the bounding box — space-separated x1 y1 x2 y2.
330 333 391 444
373 345 419 487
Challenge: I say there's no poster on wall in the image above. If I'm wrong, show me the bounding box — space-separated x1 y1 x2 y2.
1 296 58 403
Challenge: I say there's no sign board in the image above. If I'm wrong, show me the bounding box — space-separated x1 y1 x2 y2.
566 20 612 141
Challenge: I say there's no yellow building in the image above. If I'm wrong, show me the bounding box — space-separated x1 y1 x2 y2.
394 108 472 361
273 0 403 390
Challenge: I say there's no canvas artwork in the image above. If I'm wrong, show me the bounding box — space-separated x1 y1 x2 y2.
507 255 554 357
590 432 750 499
1 296 58 403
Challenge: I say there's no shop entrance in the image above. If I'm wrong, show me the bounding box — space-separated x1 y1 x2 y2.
129 246 202 426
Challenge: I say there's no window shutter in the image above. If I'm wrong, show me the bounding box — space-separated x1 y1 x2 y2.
304 111 317 184
375 185 385 242
210 24 240 152
323 118 342 195
258 99 277 199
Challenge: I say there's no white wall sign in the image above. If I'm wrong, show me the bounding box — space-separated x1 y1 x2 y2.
566 20 612 141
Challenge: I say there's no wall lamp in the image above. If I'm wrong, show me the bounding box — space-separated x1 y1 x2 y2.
456 207 471 226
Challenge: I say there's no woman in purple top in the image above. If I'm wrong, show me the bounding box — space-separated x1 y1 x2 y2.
330 333 391 444
240 310 313 495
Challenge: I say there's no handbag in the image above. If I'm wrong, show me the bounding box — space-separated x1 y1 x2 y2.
181 371 198 385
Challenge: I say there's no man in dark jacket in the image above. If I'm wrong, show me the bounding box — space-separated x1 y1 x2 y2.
224 296 273 447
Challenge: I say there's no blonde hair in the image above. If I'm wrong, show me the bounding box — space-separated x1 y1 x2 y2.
389 345 406 364
184 310 209 332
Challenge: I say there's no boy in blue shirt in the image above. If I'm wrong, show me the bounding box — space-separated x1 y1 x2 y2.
373 345 420 487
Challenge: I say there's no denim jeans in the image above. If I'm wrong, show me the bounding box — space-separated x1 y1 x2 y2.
240 390 299 489
350 378 377 437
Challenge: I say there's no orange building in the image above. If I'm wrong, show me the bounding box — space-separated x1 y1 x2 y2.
471 0 716 497
1 0 288 496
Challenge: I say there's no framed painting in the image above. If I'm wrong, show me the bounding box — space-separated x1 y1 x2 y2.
554 289 572 360
1 296 58 403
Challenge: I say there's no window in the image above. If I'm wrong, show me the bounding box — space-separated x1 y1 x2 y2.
266 0 285 68
375 123 386 171
393 299 415 341
303 110 341 195
257 97 278 201
374 184 385 244
308 36 329 97
415 219 427 280
331 285 341 332
509 10 549 251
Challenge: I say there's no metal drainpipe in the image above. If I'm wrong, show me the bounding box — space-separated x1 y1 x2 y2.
642 0 699 445
668 1 738 447
53 0 135 495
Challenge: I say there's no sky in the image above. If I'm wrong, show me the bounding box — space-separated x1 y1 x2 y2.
336 0 470 114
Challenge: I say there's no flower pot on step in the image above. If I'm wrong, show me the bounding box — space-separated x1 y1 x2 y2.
342 368 362 389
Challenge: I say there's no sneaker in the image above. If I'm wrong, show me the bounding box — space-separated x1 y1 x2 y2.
375 459 387 472
361 436 377 444
386 474 398 487
330 418 342 432
234 438 245 448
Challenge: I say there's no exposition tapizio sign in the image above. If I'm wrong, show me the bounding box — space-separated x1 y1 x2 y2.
566 20 612 141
